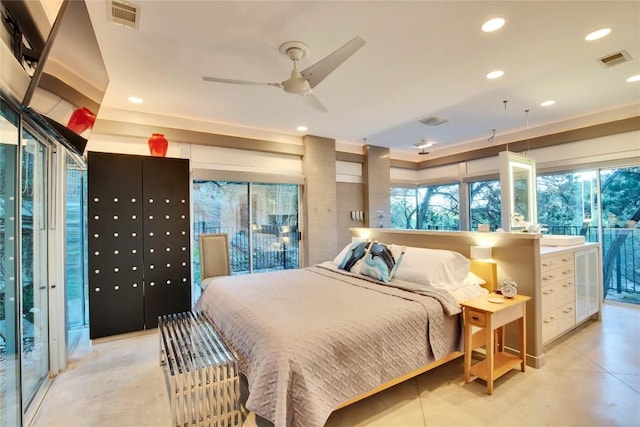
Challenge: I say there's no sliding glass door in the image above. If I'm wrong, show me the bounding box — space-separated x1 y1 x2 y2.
599 166 640 304
20 128 50 408
0 100 21 427
192 180 299 299
65 156 87 351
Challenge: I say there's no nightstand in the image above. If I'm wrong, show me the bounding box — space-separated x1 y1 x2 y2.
460 293 531 395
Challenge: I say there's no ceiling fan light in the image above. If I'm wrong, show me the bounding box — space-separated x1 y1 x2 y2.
128 96 143 104
585 28 611 41
486 70 504 79
626 74 640 83
540 100 556 107
296 125 308 132
482 17 505 32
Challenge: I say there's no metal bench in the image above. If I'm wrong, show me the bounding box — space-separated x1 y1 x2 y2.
159 311 240 427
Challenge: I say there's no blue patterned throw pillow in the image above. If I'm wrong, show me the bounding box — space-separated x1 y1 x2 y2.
359 242 405 282
338 241 370 271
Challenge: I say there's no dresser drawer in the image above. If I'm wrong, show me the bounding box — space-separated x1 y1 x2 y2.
557 301 576 333
541 253 575 273
465 309 487 327
542 310 559 343
541 283 558 314
557 278 576 307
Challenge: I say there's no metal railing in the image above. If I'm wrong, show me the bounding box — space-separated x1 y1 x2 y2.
194 223 299 277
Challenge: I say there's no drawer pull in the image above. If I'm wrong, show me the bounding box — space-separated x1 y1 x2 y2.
543 275 554 281
561 257 574 262
563 307 574 313
543 289 555 295
544 317 556 323
563 282 574 288
563 269 574 274
542 261 555 267
472 316 480 321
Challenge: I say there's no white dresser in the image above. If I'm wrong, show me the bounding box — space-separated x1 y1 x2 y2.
540 243 601 344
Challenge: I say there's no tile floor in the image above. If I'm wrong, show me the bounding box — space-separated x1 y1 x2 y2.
31 302 640 427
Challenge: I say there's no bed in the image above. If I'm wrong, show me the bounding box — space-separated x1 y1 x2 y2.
195 241 495 427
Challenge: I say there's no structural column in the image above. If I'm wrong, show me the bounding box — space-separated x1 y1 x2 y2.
302 135 337 266
363 145 391 228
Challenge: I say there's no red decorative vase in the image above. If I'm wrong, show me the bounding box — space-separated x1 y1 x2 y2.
148 133 168 157
66 107 96 134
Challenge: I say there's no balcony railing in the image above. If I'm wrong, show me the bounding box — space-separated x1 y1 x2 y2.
193 223 299 278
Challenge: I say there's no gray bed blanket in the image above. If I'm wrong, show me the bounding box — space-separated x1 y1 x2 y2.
196 264 463 427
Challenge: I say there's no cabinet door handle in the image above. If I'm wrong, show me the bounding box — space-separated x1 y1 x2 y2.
544 317 556 323
543 275 554 281
543 289 555 295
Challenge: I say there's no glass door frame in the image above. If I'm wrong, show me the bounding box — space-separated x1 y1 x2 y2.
19 119 55 424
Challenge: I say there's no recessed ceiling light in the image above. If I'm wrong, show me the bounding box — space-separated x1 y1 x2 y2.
626 74 640 83
296 125 308 132
128 96 143 104
486 70 504 79
482 17 505 32
585 28 611 41
540 100 556 107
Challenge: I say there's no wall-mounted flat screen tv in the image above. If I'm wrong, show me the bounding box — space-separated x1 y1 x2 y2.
21 0 109 156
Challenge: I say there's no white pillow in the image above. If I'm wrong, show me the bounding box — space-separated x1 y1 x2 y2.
393 246 470 290
463 271 487 286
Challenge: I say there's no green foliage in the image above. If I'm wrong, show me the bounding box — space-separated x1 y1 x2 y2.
469 180 501 230
601 167 640 224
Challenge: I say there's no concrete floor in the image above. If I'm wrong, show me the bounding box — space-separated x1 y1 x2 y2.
31 302 640 427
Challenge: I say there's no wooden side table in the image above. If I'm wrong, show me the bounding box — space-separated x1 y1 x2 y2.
461 293 531 395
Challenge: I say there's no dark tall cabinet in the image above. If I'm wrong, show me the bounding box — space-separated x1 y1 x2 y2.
88 152 191 339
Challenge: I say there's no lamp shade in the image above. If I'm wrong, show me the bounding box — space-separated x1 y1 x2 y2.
470 245 492 260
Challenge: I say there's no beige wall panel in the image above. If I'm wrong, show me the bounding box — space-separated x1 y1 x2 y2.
364 146 391 228
302 135 338 266
336 182 365 251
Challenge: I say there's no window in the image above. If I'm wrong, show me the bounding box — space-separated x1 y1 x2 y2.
417 183 460 230
390 187 417 229
536 171 598 238
391 183 460 230
469 179 501 231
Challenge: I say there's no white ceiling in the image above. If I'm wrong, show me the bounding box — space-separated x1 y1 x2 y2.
86 1 640 158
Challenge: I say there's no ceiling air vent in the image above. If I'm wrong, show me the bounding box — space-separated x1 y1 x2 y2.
597 50 632 68
107 1 140 29
419 116 448 126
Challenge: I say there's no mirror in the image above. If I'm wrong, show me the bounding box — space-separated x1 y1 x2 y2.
499 151 537 231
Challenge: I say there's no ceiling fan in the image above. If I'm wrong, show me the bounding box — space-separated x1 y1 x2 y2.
202 36 366 112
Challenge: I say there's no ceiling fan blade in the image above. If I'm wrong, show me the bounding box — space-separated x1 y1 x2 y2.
202 76 280 87
301 36 366 89
303 93 328 113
